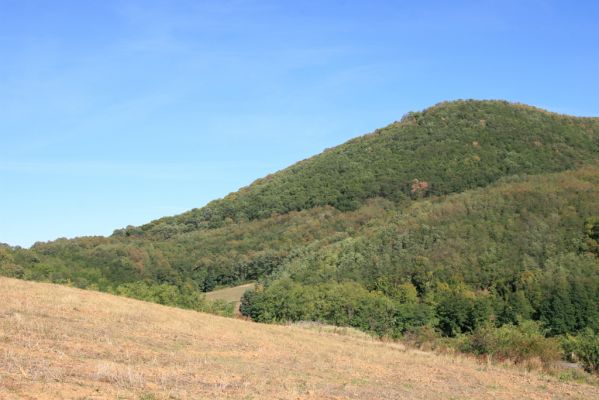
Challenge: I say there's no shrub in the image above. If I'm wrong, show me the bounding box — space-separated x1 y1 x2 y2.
403 325 441 351
203 299 236 317
564 329 599 373
463 321 561 367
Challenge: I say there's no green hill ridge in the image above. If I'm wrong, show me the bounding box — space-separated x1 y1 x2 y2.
128 100 599 239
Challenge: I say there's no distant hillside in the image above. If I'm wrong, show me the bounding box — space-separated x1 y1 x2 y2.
130 100 599 238
6 100 597 289
243 166 599 337
2 100 599 349
2 277 598 400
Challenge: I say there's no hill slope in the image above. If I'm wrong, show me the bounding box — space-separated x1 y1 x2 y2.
2 100 599 347
4 100 599 296
1 277 598 400
135 100 599 236
240 165 599 338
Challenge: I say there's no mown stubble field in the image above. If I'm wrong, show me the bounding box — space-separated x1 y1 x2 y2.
0 277 597 399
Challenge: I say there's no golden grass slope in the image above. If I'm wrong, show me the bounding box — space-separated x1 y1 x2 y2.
205 283 256 313
204 283 256 304
1 277 597 400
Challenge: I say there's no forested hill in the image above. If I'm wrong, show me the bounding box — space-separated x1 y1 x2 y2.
243 165 599 340
2 100 599 350
125 100 599 240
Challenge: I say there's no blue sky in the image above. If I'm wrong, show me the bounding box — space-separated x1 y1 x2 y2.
1 0 598 247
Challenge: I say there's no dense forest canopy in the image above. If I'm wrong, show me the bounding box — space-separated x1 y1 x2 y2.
128 100 599 237
2 100 599 365
243 166 599 338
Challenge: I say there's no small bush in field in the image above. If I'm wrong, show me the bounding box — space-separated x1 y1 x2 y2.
564 329 599 374
403 326 441 351
463 321 561 366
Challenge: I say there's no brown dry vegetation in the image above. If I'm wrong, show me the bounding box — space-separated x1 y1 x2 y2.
1 277 598 400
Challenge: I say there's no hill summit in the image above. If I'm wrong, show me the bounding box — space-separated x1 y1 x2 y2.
128 100 599 238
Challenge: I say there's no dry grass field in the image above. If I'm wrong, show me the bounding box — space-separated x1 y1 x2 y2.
1 277 598 400
205 283 256 313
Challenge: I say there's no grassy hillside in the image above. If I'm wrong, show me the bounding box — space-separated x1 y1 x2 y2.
1 277 598 400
